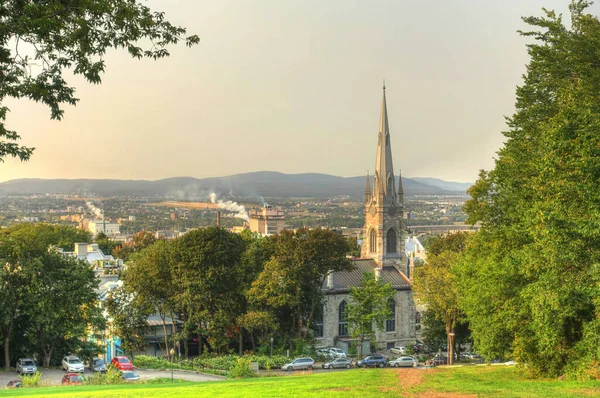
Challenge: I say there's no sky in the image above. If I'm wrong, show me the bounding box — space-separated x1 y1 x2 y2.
2 0 597 183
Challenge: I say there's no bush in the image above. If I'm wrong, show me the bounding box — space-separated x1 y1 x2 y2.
85 366 124 385
133 355 192 370
229 357 254 379
20 371 45 388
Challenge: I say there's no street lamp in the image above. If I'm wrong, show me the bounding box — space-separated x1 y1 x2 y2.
170 348 175 383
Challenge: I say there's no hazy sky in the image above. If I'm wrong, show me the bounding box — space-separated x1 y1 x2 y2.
2 0 596 183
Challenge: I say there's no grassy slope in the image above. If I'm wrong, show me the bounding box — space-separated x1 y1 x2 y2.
2 366 600 398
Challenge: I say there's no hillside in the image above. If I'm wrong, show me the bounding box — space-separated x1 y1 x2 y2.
0 172 470 198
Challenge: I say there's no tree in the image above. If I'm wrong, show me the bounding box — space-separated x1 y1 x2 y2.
0 1 199 162
27 251 103 368
0 223 92 370
413 232 469 365
112 231 156 261
105 286 150 357
94 232 118 256
172 227 249 355
237 311 278 352
122 239 175 360
248 228 353 340
347 273 394 359
456 1 600 377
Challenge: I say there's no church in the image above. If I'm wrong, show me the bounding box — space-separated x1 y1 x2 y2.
318 85 416 353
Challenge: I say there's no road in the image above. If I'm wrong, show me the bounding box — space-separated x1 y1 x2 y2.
0 368 223 388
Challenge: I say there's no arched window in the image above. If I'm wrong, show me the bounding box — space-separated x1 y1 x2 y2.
369 229 377 253
386 228 397 253
385 298 395 332
338 301 348 336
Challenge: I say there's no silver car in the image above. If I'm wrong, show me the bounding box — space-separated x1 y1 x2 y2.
16 358 37 375
282 357 315 371
388 356 416 367
62 355 84 373
89 358 107 373
322 358 352 369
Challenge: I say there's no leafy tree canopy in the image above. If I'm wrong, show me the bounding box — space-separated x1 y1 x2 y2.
0 0 198 162
457 1 600 378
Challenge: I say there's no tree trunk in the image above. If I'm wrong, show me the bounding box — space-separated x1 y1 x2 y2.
297 303 303 338
304 294 318 339
160 314 170 361
239 330 243 356
446 318 455 365
183 338 189 359
358 336 363 360
3 335 9 371
250 331 256 352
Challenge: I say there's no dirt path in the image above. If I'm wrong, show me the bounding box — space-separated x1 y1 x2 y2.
392 368 477 398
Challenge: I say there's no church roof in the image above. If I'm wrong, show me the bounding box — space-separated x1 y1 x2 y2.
324 258 411 294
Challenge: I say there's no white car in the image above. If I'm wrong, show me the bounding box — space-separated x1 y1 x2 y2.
328 347 347 358
388 356 416 367
389 346 407 355
62 356 85 373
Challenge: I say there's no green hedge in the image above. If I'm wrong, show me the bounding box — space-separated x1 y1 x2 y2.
133 354 291 372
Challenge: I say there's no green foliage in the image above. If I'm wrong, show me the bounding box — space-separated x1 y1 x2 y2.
0 0 198 162
229 357 255 379
94 232 119 256
112 231 156 262
347 273 395 358
248 228 353 339
0 223 100 370
105 286 150 356
84 366 124 385
456 1 600 378
19 371 45 388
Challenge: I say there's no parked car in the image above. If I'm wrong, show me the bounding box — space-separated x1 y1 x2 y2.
282 357 315 371
111 356 134 371
61 373 84 385
6 380 22 388
328 347 347 358
62 356 85 373
389 346 407 355
356 355 387 368
388 356 416 368
316 348 331 358
16 358 37 375
322 358 352 369
89 358 107 373
121 371 141 382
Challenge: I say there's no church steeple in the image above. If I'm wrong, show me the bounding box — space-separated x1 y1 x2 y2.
361 83 405 267
374 83 396 203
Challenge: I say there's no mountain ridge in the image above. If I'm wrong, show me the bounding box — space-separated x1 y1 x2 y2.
0 172 472 198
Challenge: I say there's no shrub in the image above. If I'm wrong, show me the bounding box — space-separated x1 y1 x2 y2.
20 371 44 388
229 357 254 379
85 366 125 385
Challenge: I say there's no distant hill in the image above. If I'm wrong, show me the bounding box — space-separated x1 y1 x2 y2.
411 178 472 193
0 172 470 198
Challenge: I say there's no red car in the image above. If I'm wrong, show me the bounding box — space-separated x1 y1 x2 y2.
61 373 84 385
111 356 134 371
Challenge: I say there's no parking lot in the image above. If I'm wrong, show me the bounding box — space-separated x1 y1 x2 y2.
0 368 224 388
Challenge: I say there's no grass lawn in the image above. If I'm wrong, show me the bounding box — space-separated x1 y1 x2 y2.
2 366 600 397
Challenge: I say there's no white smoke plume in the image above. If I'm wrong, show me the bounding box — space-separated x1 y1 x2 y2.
209 193 249 222
86 201 103 219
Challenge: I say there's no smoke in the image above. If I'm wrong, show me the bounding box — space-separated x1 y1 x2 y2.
86 201 103 219
209 193 249 222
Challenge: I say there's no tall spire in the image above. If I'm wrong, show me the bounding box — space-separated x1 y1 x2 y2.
398 169 404 205
374 83 396 202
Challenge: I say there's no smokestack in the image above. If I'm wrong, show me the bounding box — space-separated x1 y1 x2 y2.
216 211 221 227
